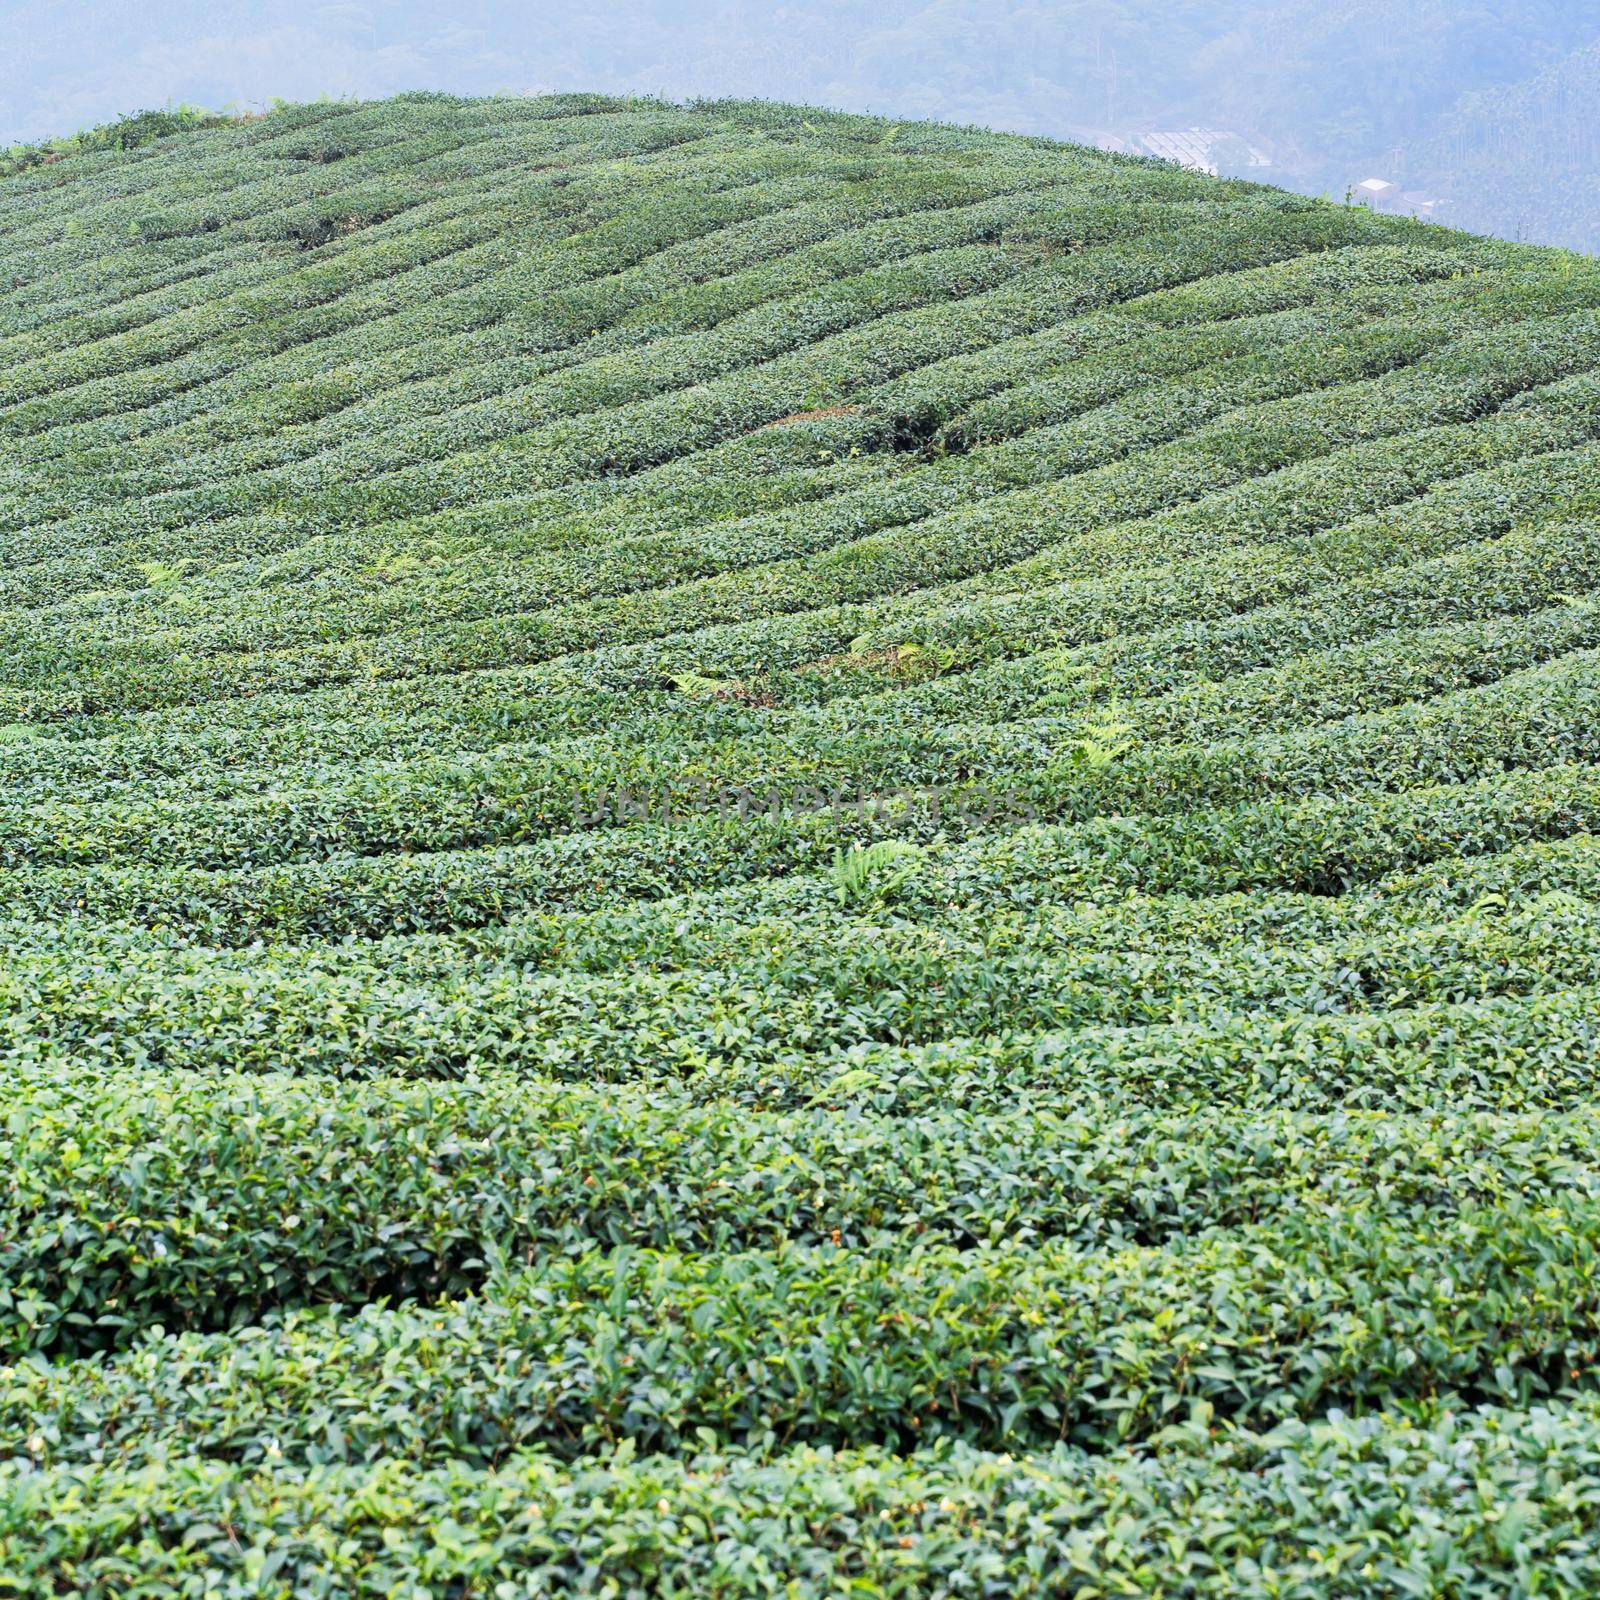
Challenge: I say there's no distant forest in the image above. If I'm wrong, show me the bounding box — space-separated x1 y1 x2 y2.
8 0 1600 250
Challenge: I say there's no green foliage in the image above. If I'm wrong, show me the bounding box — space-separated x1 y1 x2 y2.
11 1409 1600 1597
1062 696 1137 772
829 838 925 903
1 90 1599 1591
0 105 237 178
665 668 742 701
889 639 958 679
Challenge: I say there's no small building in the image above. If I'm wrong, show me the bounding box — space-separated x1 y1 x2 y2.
1400 190 1444 219
1354 177 1400 209
1135 128 1272 177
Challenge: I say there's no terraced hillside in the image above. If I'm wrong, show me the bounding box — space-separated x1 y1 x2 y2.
5 91 1600 1592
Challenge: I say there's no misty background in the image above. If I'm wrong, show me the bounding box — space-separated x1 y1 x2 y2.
5 1 1599 252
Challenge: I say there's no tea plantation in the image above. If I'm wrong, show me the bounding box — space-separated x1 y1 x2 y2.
5 91 1600 1595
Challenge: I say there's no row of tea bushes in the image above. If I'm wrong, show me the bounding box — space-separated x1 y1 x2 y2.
7 1057 1600 1354
11 1407 1600 1598
13 1198 1600 1467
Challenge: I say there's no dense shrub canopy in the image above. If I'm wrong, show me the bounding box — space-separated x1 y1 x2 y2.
3 92 1600 1595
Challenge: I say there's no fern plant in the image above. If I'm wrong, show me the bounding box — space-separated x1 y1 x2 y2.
829 840 925 906
891 641 958 680
1069 700 1137 772
133 559 190 587
667 670 739 700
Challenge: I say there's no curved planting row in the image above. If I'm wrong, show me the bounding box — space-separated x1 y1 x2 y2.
4 91 1600 1594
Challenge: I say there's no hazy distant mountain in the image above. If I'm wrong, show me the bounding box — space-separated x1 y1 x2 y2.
1408 38 1600 250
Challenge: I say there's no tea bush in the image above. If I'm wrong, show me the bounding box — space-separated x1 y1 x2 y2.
4 90 1600 1594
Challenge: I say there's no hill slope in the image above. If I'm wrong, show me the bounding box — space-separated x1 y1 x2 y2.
5 93 1600 1591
